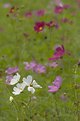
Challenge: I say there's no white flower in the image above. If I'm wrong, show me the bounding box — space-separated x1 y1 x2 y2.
10 73 20 85
23 75 42 94
9 96 13 102
12 82 26 95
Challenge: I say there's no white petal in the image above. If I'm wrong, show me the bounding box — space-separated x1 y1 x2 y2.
10 73 20 85
32 80 42 88
22 75 32 86
12 87 21 95
28 86 35 94
16 83 26 91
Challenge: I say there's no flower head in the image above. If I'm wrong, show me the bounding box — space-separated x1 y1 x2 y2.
34 21 45 32
12 81 27 95
48 76 62 93
25 11 32 18
34 64 46 74
9 73 20 85
47 62 58 68
23 75 42 94
5 66 19 75
54 0 63 7
46 20 59 29
24 61 37 70
54 6 64 14
49 45 65 61
35 9 45 16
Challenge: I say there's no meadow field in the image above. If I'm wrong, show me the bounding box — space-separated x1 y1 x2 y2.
0 0 80 121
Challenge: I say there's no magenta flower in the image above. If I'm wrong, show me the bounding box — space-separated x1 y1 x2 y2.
34 21 45 32
54 6 64 14
24 61 37 71
46 21 59 29
34 64 46 74
25 11 32 18
49 45 65 61
5 66 19 74
48 76 62 93
35 9 45 16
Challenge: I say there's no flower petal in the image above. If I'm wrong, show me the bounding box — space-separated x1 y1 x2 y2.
28 86 35 94
10 73 20 85
32 80 42 88
12 87 21 95
23 75 32 86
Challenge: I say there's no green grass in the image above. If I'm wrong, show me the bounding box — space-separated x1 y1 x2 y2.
0 0 80 121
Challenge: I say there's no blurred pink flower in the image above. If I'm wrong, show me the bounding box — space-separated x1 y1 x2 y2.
25 11 32 18
24 61 46 74
24 61 37 70
34 64 46 74
46 21 59 29
54 6 64 14
5 66 19 74
54 0 63 7
3 3 11 8
35 9 45 16
47 62 58 68
48 76 62 93
60 93 68 102
49 45 65 61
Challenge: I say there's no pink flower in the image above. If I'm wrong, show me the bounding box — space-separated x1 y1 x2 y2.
24 61 37 70
48 76 62 93
3 3 11 8
49 45 65 61
47 62 58 68
54 0 63 7
35 9 45 16
34 64 46 74
25 11 32 18
24 61 46 74
34 21 45 32
46 21 59 29
5 66 19 74
54 6 64 14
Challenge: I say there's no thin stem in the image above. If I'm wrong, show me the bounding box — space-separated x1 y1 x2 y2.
53 94 60 121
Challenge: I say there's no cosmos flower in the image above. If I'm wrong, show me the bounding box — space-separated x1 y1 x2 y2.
54 0 63 7
12 79 28 95
24 61 46 74
34 64 46 74
48 76 62 93
9 73 20 85
47 62 58 68
54 6 64 14
25 11 32 18
5 66 19 75
24 61 37 71
49 45 65 61
3 3 11 8
34 21 45 32
35 9 45 16
23 75 42 94
46 20 59 29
